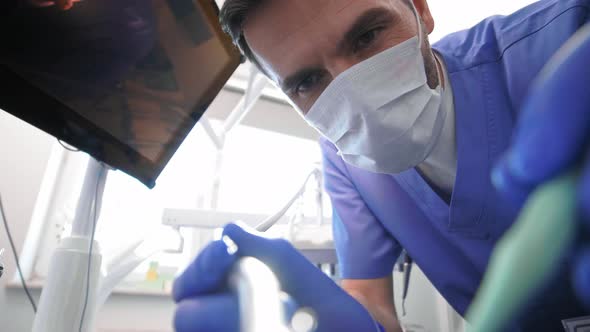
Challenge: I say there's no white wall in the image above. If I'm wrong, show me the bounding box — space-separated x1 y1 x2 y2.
0 110 54 331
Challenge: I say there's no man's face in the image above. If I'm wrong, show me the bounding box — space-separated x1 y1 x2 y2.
243 0 437 113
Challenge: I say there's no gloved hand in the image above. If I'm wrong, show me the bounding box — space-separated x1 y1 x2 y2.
492 25 590 307
172 223 384 332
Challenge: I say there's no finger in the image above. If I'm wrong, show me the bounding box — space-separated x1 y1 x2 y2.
281 292 299 322
173 240 237 303
494 27 590 199
174 294 239 332
492 158 532 210
223 223 339 306
222 222 283 262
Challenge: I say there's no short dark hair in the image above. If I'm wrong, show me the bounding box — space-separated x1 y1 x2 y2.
219 0 414 69
219 0 264 69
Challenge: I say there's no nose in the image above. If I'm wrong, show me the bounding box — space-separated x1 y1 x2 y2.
325 56 360 80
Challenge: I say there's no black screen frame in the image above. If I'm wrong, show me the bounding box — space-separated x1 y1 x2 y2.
0 0 241 188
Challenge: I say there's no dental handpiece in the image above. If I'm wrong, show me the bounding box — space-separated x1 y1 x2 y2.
228 257 292 332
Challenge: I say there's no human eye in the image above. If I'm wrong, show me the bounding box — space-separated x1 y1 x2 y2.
295 73 323 96
353 26 385 53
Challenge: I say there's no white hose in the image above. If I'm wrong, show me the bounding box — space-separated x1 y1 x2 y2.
256 168 321 232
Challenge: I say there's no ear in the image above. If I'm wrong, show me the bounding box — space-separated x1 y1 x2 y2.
412 0 435 34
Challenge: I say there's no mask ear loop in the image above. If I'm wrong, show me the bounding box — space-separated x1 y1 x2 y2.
409 0 444 92
408 1 424 49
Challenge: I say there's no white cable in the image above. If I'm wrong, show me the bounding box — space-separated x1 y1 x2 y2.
255 168 320 232
0 194 37 312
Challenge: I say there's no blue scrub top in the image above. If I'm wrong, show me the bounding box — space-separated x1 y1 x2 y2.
322 0 590 318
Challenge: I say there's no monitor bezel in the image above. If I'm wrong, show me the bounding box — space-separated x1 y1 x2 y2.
0 0 241 188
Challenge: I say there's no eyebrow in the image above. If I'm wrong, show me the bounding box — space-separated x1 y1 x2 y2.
279 7 397 93
337 7 397 53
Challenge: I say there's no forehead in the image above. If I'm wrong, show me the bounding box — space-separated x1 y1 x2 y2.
243 0 404 82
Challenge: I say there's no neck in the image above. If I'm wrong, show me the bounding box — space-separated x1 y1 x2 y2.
417 52 457 200
434 52 446 89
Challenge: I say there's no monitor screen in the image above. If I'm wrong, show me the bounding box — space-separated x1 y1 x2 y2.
0 0 241 187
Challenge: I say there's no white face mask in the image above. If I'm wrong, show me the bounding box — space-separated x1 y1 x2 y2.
303 3 445 174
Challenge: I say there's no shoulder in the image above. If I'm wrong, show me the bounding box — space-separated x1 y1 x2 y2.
434 0 590 73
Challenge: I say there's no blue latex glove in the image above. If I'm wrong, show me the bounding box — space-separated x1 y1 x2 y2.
172 223 384 332
492 25 590 307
